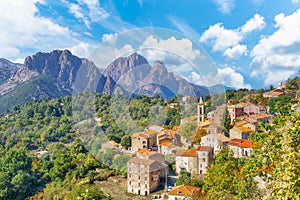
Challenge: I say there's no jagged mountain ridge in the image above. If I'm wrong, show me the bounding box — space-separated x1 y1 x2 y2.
0 58 22 84
0 50 210 112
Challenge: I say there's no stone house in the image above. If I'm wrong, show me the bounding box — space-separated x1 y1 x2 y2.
127 155 168 196
263 88 285 98
175 146 213 175
200 133 230 154
175 148 197 175
167 184 201 200
229 125 253 140
207 104 226 126
137 148 165 163
198 119 222 135
159 141 177 155
131 132 149 152
242 103 260 115
196 146 214 174
228 138 254 158
227 104 244 121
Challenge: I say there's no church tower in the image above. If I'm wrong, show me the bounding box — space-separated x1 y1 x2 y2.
197 96 205 125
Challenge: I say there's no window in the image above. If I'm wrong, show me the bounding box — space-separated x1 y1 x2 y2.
138 183 140 187
203 158 206 162
129 181 131 185
138 175 140 180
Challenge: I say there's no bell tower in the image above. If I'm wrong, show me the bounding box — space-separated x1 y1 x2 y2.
197 96 205 125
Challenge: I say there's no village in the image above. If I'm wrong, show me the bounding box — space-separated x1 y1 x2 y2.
98 85 300 200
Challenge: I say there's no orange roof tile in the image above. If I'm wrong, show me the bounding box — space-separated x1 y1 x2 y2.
234 126 253 133
234 120 248 127
228 138 245 146
131 132 149 139
137 148 158 156
168 184 201 196
238 140 254 148
176 148 197 157
196 146 213 151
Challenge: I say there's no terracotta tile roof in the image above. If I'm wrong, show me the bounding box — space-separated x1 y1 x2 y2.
296 98 300 103
228 138 254 148
234 126 253 133
168 184 201 196
235 120 248 127
137 148 158 156
196 146 213 151
239 140 254 148
228 138 245 146
264 89 285 97
176 148 197 157
131 132 149 139
161 142 176 149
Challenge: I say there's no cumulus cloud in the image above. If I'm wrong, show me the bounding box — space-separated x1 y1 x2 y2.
218 67 251 89
188 71 222 87
241 14 266 34
200 23 242 52
140 36 200 62
69 42 92 58
200 14 265 59
292 0 299 4
0 0 76 60
212 0 235 14
250 9 300 86
223 44 247 59
188 66 250 89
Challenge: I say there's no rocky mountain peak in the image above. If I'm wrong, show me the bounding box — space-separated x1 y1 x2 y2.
103 52 151 82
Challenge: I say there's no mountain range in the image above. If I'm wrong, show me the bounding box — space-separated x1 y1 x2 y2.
0 50 217 113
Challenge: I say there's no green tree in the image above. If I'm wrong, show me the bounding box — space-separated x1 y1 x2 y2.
120 135 131 148
202 147 260 199
176 170 191 186
179 121 198 142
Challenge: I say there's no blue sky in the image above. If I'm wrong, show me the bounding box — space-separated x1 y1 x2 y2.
1 0 300 89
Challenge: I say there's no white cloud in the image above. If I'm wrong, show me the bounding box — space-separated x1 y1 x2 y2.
102 33 118 45
212 0 235 14
250 9 300 86
223 44 247 59
188 66 250 89
241 13 266 34
62 0 135 32
200 14 265 59
140 36 200 62
218 67 251 89
78 0 110 22
69 42 92 58
188 71 222 87
292 0 299 4
200 23 242 52
0 0 77 60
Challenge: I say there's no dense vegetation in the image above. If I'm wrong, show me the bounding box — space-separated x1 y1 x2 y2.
0 75 299 199
0 92 185 199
